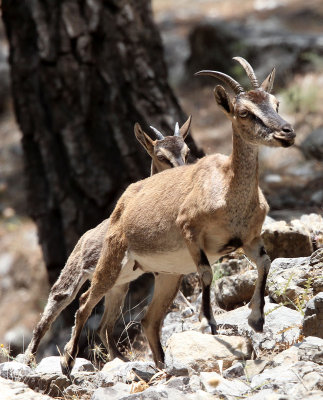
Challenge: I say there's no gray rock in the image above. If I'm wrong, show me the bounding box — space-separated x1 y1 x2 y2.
92 382 130 400
244 360 268 379
165 331 252 376
267 255 323 310
303 293 323 339
118 386 189 400
35 356 95 374
216 297 302 351
0 361 31 380
298 336 323 364
251 361 323 397
0 376 52 400
262 220 313 260
214 269 257 310
300 128 323 161
101 360 157 383
200 371 250 398
223 362 245 378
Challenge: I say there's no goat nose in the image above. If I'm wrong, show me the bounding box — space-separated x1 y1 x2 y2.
282 124 293 133
282 124 295 138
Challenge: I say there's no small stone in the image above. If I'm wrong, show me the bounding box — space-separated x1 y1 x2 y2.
200 371 250 397
223 362 245 378
244 360 268 379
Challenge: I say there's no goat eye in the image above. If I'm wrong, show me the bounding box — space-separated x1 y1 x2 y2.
157 154 165 162
185 150 190 160
276 102 280 112
239 110 248 118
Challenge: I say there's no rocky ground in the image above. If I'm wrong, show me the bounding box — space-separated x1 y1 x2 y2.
0 0 323 399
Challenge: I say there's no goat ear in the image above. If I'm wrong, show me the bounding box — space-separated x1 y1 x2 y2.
260 68 275 93
214 85 234 118
134 123 154 156
179 115 192 140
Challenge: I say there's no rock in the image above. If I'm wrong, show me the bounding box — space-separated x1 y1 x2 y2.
298 336 323 365
200 371 249 397
214 270 257 310
291 216 323 249
267 255 323 310
300 128 323 161
216 297 302 351
165 331 252 376
262 220 313 260
272 345 299 367
303 293 323 339
24 372 71 398
251 361 323 398
0 361 31 380
244 360 268 379
0 376 52 400
222 362 244 378
101 360 157 383
92 382 131 400
35 356 95 374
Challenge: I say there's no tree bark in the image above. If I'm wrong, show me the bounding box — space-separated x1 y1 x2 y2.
2 0 202 284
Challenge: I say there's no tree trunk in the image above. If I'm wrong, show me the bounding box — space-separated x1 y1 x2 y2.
2 0 202 284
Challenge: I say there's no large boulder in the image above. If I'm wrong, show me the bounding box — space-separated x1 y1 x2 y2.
267 250 323 310
216 297 302 351
165 331 252 376
262 220 313 260
303 292 323 339
0 376 52 400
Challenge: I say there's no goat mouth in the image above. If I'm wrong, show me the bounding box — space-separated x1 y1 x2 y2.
273 134 295 148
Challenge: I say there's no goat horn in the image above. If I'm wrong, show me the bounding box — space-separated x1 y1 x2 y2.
150 126 164 140
233 57 259 89
174 122 180 136
195 70 244 94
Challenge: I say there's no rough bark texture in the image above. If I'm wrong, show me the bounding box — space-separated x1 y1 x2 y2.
2 0 202 284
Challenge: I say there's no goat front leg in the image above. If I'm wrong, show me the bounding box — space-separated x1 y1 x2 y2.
244 237 271 332
182 236 216 334
141 273 182 368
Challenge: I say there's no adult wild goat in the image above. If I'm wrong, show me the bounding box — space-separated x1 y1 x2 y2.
60 57 295 376
23 118 192 364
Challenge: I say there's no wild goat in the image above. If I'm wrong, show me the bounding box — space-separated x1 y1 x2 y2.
23 118 192 364
60 57 295 377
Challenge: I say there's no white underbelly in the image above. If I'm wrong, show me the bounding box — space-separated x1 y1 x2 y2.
131 247 219 275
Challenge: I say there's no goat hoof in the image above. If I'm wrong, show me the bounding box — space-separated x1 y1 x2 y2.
248 316 264 333
60 356 73 379
210 322 217 335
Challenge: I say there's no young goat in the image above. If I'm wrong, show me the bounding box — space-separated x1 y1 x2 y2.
60 57 296 376
23 118 192 364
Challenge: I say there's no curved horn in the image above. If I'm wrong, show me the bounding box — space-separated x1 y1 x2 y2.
150 126 164 140
195 70 244 94
233 57 259 89
174 122 180 136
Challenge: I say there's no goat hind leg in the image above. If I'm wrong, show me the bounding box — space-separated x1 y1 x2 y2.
60 240 127 377
24 271 88 365
97 284 129 362
141 273 182 368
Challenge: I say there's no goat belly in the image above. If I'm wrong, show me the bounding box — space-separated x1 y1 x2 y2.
130 248 197 275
